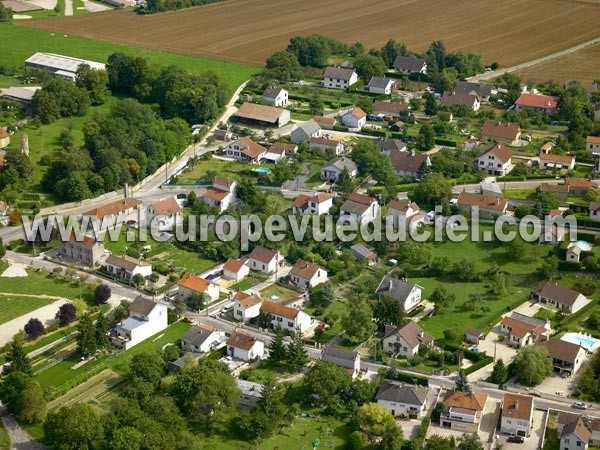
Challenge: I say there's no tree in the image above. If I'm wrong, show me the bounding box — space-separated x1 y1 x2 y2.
373 294 405 326
452 258 476 282
4 334 32 376
538 257 558 279
5 148 33 179
44 403 101 450
341 297 376 344
75 64 110 105
94 284 111 304
0 3 13 21
588 310 600 330
77 315 97 357
424 91 438 116
129 352 166 386
490 359 508 385
427 435 456 450
173 296 187 316
430 286 455 310
132 273 145 287
514 346 552 385
109 426 144 450
265 50 301 81
455 370 470 392
381 423 404 450
417 124 435 150
95 310 109 351
24 318 45 339
0 372 46 423
354 54 387 82
287 328 308 371
56 303 76 326
310 282 334 307
411 173 452 210
346 431 368 450
308 93 324 116
460 433 484 450
268 326 287 366
304 361 352 402
336 167 357 196
380 39 406 68
356 403 396 443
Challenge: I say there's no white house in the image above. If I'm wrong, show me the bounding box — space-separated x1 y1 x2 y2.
375 273 422 312
559 414 591 450
320 157 358 182
341 107 367 129
178 273 220 302
309 136 344 155
476 143 513 176
246 246 283 274
590 202 600 222
263 87 288 107
112 297 168 350
374 137 407 156
531 282 588 314
289 259 328 290
225 137 267 164
440 91 481 111
181 324 226 353
147 197 182 231
515 93 559 115
321 346 361 379
367 77 396 95
290 120 321 144
376 381 428 418
233 291 262 323
105 255 152 282
393 56 427 74
223 258 250 281
586 136 600 155
500 393 534 437
226 330 265 361
340 193 380 223
457 192 508 217
387 200 423 229
322 67 358 89
260 300 312 333
500 312 550 347
539 153 576 171
441 390 488 433
203 176 237 212
538 339 587 376
291 192 333 216
382 321 433 358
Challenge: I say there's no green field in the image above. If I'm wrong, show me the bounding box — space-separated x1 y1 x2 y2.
175 158 261 184
0 269 92 303
0 24 259 91
0 294 56 324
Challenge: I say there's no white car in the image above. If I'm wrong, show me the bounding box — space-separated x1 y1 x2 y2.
573 402 588 410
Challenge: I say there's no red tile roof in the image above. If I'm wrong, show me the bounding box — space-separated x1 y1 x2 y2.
226 331 260 350
223 258 247 273
516 93 559 109
566 177 592 188
204 188 230 201
260 300 300 319
587 136 600 145
178 273 211 293
481 121 521 141
457 192 507 212
152 197 181 216
540 153 574 164
248 246 278 264
481 143 513 164
82 198 141 219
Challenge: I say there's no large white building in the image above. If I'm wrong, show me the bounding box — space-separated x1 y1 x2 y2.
112 297 168 350
227 331 265 361
322 67 358 89
25 52 106 82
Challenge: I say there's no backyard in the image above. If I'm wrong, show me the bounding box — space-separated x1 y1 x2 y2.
0 295 56 325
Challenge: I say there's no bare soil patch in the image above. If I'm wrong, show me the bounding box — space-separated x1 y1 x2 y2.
19 0 600 67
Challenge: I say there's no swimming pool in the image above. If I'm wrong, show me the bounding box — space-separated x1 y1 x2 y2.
570 240 593 252
561 332 600 351
254 167 272 174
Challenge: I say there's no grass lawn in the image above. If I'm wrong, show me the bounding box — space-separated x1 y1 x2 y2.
258 284 300 302
504 188 536 200
230 276 264 291
0 25 259 92
261 414 351 450
175 158 259 184
0 295 56 325
0 419 8 450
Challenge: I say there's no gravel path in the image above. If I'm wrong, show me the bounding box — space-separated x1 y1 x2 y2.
0 299 65 347
0 405 46 450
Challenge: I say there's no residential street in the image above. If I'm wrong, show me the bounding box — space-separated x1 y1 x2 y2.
0 405 46 450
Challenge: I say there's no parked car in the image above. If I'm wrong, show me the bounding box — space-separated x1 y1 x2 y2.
573 402 589 410
507 436 524 444
220 304 234 314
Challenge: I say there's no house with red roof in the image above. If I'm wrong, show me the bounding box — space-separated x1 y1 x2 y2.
260 300 312 333
232 290 262 322
148 197 182 231
202 176 237 212
291 192 333 216
341 107 367 129
481 121 521 146
475 143 513 176
539 153 575 171
222 258 249 281
224 137 267 164
457 192 508 217
586 136 600 155
515 93 559 115
247 246 284 274
178 273 220 302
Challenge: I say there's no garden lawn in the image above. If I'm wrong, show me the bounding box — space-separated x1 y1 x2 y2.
0 25 258 91
0 269 92 302
258 284 299 302
0 295 56 325
175 158 259 184
261 414 351 450
230 276 263 291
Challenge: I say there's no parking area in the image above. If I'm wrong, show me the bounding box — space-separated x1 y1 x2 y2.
534 370 582 398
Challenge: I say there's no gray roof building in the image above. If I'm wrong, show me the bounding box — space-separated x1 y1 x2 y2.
367 77 395 89
290 119 321 144
393 56 427 73
323 66 356 81
376 273 418 302
376 381 428 405
322 156 357 173
263 87 285 99
374 137 407 153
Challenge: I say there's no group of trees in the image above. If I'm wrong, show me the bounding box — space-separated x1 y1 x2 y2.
268 326 308 371
0 3 13 22
76 312 110 357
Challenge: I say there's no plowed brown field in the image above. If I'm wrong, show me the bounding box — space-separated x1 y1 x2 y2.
19 0 600 67
515 43 600 83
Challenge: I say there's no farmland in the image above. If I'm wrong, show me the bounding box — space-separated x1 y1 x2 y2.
18 0 600 67
514 43 600 83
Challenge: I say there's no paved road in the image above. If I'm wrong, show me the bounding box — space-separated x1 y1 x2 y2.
0 405 46 450
64 0 73 15
468 36 600 82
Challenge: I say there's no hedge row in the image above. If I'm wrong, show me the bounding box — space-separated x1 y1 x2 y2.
497 174 557 182
410 418 431 450
388 370 429 387
434 138 457 147
441 341 488 362
558 298 599 329
362 128 387 137
575 217 600 230
464 356 494 375
333 125 350 133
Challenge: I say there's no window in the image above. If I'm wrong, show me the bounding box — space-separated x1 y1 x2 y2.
577 441 581 447
288 321 294 327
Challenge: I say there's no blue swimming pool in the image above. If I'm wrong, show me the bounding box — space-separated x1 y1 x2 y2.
254 167 272 174
562 332 600 351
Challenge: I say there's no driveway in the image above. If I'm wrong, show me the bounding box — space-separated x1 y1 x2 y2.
283 162 310 191
498 409 546 450
0 405 46 449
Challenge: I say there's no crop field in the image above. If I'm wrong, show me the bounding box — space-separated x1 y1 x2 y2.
514 43 600 83
18 0 600 67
